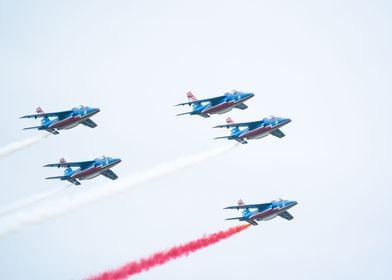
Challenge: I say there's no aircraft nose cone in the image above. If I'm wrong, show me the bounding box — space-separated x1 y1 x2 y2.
290 201 298 206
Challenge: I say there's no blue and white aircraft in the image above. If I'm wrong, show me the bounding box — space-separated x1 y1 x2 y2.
214 116 291 144
20 106 100 135
175 90 254 118
44 156 121 186
224 199 298 226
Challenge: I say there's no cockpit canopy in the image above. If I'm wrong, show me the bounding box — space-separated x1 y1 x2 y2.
73 105 90 110
95 156 112 161
224 90 242 96
264 115 283 121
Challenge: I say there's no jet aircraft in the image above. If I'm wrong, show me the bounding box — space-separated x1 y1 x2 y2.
44 156 121 186
214 116 291 144
175 90 254 118
224 199 298 226
20 106 100 135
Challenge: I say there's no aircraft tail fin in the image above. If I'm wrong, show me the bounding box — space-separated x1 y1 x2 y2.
226 117 242 136
238 199 252 216
187 91 197 101
226 117 235 124
36 107 44 114
58 158 74 175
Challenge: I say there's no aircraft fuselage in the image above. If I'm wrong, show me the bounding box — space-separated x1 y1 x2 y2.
71 160 121 181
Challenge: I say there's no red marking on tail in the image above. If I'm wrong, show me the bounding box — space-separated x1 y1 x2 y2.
187 91 197 101
36 107 44 114
88 224 251 280
59 158 66 164
226 117 235 124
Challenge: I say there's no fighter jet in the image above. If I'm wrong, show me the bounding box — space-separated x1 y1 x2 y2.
44 156 121 186
20 106 100 135
224 199 298 226
214 116 291 144
175 90 254 118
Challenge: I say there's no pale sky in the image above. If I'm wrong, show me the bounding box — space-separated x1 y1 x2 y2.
0 1 391 279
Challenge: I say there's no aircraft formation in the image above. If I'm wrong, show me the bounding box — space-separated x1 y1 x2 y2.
19 91 296 226
175 90 297 225
20 106 121 186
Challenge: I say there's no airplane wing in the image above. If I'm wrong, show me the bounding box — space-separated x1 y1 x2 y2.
20 110 73 119
176 111 210 118
214 136 247 144
270 129 285 138
81 119 98 128
46 175 67 180
225 217 244 221
175 96 224 106
224 203 271 210
43 160 95 168
279 211 294 220
22 125 44 130
45 176 81 185
214 120 263 129
101 169 118 180
234 103 248 110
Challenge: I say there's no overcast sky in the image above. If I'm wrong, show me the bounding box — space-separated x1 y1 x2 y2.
0 1 391 279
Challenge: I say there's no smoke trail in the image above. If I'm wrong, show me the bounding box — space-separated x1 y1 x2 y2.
0 185 70 217
88 224 251 280
0 144 237 237
0 133 50 159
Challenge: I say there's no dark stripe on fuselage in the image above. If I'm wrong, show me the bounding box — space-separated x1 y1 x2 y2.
49 115 81 129
49 111 98 130
240 121 287 139
250 204 293 220
202 100 235 114
71 161 119 180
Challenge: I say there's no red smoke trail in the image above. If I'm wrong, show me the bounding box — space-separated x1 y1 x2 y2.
88 224 250 280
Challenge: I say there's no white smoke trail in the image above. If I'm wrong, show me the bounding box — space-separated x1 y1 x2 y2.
0 185 70 217
0 144 237 237
0 133 50 159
